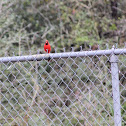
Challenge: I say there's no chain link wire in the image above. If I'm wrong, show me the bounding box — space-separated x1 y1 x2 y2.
0 49 126 126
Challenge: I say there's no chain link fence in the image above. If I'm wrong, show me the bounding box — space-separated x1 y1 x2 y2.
0 47 126 126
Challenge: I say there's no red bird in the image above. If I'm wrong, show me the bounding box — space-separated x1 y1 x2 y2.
44 40 51 53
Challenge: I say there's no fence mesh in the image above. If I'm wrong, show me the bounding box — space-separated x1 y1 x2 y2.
0 49 126 126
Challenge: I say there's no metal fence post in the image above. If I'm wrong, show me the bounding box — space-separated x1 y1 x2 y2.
110 46 121 126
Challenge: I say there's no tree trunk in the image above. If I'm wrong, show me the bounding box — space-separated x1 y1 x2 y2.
111 0 118 19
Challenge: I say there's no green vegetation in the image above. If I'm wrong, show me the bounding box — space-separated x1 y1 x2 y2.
0 0 126 125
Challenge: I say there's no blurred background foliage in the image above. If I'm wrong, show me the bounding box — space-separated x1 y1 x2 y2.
0 0 126 56
0 0 126 125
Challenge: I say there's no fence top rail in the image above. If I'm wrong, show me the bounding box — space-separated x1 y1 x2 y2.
0 48 126 63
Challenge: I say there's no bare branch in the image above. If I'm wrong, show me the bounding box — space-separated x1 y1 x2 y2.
31 3 52 27
41 26 54 39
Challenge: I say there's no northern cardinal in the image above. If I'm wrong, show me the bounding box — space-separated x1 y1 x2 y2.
44 40 51 61
44 40 51 53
